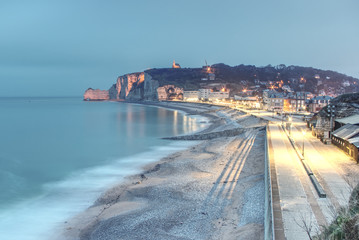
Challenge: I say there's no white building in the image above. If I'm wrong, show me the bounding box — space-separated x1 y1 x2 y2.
184 88 229 101
183 91 199 101
199 89 211 99
209 91 229 101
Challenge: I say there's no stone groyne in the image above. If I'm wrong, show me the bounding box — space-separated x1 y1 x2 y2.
163 126 264 140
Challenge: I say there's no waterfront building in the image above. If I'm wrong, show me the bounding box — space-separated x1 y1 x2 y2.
263 90 284 111
183 91 199 101
308 96 333 113
234 95 260 108
283 92 307 112
208 90 229 101
199 89 211 100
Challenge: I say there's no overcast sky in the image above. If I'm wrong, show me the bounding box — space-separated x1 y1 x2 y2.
0 0 358 97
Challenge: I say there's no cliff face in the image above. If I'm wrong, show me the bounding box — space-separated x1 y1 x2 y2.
84 72 159 101
113 72 159 100
116 72 145 100
143 72 159 100
157 85 183 100
84 88 109 100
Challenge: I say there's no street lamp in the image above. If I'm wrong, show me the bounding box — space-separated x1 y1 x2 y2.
302 130 306 158
288 116 292 137
327 104 336 138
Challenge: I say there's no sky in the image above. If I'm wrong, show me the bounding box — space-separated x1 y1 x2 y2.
0 0 358 97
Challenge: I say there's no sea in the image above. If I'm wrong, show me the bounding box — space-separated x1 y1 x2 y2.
0 97 208 240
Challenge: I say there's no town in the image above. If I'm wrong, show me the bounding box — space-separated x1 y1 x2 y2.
83 61 359 239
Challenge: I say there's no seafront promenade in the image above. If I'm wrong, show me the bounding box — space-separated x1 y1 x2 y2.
242 108 359 239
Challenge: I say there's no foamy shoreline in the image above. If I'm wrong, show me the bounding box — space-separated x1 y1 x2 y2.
56 101 268 240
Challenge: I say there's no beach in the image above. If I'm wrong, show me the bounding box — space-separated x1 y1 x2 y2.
57 102 268 240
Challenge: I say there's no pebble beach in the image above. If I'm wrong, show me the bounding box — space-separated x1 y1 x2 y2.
57 102 268 240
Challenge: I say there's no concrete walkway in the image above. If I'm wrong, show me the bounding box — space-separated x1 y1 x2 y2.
242 108 359 239
268 124 320 239
290 122 354 222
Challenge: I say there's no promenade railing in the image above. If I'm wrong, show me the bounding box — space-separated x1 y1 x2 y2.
264 125 275 240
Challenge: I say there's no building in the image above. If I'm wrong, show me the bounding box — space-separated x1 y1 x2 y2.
234 96 260 108
335 114 359 129
208 91 229 101
331 124 359 162
208 73 215 81
172 60 181 69
183 91 199 101
308 96 333 113
263 90 284 111
199 89 211 100
283 92 306 112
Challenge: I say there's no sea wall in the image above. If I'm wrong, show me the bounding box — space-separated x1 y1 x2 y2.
83 88 109 100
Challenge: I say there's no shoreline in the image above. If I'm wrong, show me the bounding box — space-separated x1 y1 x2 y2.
56 101 267 240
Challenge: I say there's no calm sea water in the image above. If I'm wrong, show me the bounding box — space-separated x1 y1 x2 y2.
0 97 208 240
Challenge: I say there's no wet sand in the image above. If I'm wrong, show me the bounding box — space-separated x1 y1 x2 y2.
56 102 267 240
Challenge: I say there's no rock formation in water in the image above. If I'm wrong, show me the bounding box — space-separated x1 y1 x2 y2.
83 88 109 100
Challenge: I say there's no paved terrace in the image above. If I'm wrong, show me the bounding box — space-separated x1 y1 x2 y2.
240 108 359 240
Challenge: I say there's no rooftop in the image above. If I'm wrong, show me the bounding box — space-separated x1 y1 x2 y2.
335 114 359 125
332 124 359 141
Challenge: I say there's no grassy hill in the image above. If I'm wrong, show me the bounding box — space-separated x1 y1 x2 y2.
145 64 359 95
